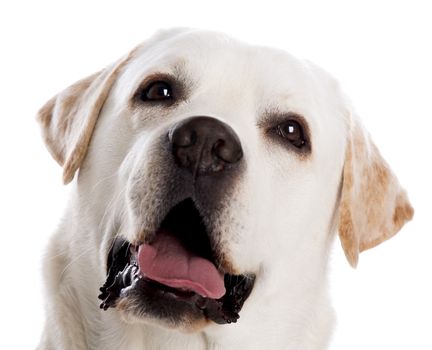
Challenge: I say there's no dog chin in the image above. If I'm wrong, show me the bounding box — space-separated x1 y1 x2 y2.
114 284 212 332
116 304 210 333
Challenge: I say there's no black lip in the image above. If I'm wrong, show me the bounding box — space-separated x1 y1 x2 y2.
98 236 255 325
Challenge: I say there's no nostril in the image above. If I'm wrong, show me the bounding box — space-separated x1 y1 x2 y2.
213 139 243 164
189 130 198 146
170 128 197 148
212 140 227 161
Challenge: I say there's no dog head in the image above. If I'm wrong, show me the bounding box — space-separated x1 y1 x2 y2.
37 29 413 331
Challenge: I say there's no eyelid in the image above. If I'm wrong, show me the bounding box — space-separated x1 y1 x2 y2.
137 73 174 90
258 112 309 133
131 73 177 103
259 112 312 154
141 81 172 100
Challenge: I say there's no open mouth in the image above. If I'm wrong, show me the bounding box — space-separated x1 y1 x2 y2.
98 198 255 325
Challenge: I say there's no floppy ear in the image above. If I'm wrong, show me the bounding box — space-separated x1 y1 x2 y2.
338 113 414 267
36 50 136 184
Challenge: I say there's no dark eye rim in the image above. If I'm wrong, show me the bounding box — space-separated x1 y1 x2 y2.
261 113 312 155
131 73 183 107
273 120 306 147
140 80 173 101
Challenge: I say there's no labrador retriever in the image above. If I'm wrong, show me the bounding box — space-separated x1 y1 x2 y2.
36 28 413 350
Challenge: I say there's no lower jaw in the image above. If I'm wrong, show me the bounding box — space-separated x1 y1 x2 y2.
100 260 255 325
98 236 256 325
132 274 255 325
118 276 213 326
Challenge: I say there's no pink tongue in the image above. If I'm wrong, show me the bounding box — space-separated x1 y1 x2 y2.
137 230 226 299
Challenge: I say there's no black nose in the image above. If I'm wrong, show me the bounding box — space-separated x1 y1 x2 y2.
169 116 243 176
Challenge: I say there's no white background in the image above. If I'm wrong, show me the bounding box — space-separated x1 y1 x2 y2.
0 0 431 349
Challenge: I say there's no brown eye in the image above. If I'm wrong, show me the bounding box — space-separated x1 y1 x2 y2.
140 81 173 101
275 120 306 148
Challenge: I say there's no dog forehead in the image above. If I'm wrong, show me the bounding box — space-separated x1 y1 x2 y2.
123 30 319 99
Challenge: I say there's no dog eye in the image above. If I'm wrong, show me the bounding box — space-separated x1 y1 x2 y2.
140 81 173 101
275 120 306 148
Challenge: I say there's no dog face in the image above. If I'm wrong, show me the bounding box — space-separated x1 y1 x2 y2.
37 29 413 331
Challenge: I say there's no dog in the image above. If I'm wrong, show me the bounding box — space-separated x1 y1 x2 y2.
36 28 413 350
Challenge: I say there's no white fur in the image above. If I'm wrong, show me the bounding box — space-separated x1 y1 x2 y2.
37 29 407 350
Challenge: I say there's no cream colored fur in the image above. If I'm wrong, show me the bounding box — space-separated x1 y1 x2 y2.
36 29 413 350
